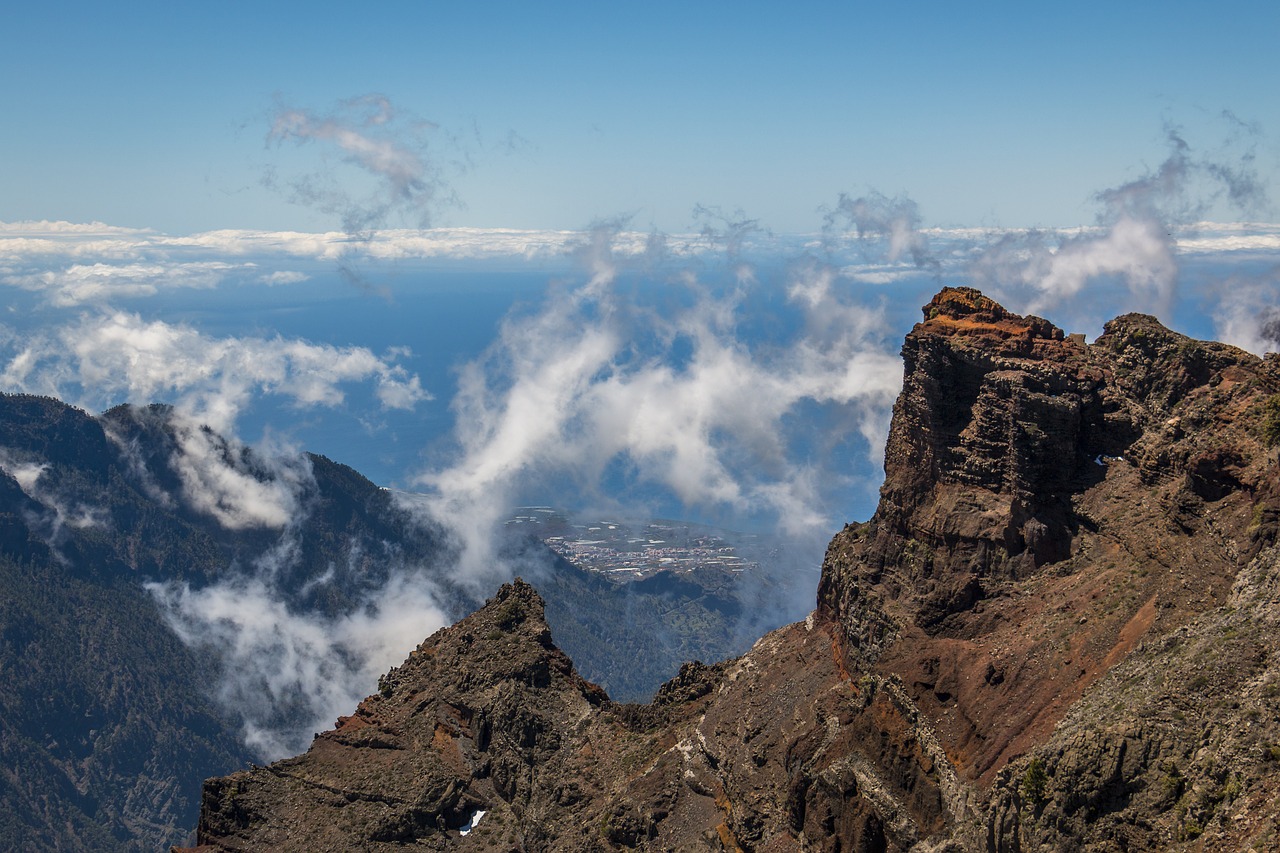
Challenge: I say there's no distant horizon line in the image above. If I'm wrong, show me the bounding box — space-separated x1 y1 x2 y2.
4 218 1280 263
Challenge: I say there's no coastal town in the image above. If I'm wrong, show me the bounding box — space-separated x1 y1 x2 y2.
504 507 763 580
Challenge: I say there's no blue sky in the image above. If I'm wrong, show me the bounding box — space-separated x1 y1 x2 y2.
4 2 1280 738
2 1 1279 539
4 1 1277 234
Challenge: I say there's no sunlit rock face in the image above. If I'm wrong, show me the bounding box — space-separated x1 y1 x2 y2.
189 288 1280 853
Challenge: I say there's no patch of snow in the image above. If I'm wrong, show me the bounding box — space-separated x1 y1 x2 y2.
459 809 487 836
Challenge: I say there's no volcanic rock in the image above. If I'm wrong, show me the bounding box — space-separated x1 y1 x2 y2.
188 288 1280 851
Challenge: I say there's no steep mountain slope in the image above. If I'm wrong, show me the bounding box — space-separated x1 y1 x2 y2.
0 395 457 850
0 395 767 849
0 553 249 851
187 288 1280 851
817 288 1280 849
0 397 251 850
529 543 783 703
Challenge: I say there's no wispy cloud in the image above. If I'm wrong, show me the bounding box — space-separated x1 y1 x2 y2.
1207 266 1280 355
165 417 314 530
263 93 469 293
968 126 1271 319
148 568 450 758
417 221 903 592
267 94 452 234
0 449 108 551
823 190 940 272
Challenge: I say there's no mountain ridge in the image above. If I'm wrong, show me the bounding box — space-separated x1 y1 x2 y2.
0 393 775 849
186 287 1280 851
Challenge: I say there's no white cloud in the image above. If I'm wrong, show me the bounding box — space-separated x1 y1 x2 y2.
259 270 309 285
0 220 148 235
5 260 246 306
147 569 450 759
0 449 107 535
1174 222 1280 254
416 228 903 587
0 312 430 434
992 216 1179 316
1209 272 1280 356
966 130 1271 318
0 454 47 494
101 422 176 509
165 416 313 530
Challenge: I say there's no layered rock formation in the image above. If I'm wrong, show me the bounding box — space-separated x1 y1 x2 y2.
187 288 1280 851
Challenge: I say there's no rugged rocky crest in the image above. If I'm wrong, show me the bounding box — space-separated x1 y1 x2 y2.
187 288 1280 851
0 395 770 850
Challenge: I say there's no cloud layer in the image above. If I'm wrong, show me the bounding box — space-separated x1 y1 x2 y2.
4 217 1279 310
0 311 427 433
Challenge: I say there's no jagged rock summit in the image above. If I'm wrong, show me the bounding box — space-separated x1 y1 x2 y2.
186 288 1280 852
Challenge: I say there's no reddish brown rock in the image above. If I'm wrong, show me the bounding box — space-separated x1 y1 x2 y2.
189 288 1280 851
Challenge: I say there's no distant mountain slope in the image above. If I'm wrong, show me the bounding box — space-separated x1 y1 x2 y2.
0 397 261 850
0 552 248 850
188 288 1280 851
533 548 754 702
0 394 767 849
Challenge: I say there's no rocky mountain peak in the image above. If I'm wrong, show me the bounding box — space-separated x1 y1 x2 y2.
190 579 610 850
186 289 1280 852
918 285 1065 347
375 577 604 703
819 287 1278 793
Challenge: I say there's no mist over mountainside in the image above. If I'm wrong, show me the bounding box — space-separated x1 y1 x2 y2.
0 394 774 850
5 4 1280 849
1 96 1278 852
189 289 1280 852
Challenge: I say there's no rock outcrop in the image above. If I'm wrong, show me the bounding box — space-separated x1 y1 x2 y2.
0 395 776 850
187 288 1280 851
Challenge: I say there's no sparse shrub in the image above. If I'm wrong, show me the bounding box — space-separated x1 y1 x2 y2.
1021 756 1049 806
1163 762 1186 800
494 597 527 629
1261 395 1280 447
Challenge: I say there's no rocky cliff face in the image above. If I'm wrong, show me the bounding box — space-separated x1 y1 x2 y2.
187 288 1280 852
